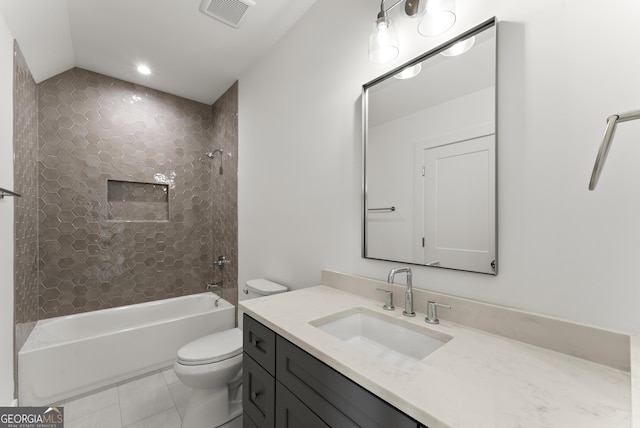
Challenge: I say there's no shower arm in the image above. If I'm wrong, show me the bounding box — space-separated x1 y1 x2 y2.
206 148 223 159
589 109 640 190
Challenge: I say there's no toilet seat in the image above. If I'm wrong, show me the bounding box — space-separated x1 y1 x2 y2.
177 328 242 366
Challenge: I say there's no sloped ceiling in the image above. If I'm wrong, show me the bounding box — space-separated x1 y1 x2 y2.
0 0 317 104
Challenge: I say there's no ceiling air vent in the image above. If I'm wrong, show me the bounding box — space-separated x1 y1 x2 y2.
199 0 256 29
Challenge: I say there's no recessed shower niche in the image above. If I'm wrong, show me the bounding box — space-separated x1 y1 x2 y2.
107 180 169 222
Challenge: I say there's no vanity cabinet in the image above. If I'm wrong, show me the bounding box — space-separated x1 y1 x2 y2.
243 315 276 428
243 314 423 428
243 353 275 428
275 382 329 428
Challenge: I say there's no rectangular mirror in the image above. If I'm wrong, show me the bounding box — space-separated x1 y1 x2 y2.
363 18 497 275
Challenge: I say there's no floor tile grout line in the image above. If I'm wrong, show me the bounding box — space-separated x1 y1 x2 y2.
117 384 124 428
164 372 183 422
54 369 186 427
55 367 170 418
120 372 178 427
61 387 119 423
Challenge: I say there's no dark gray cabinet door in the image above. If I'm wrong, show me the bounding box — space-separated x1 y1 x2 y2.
243 414 258 428
243 314 276 376
275 382 329 428
276 336 419 428
242 314 423 428
243 353 275 428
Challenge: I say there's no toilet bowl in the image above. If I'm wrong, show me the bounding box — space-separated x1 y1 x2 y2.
174 328 243 428
175 279 288 428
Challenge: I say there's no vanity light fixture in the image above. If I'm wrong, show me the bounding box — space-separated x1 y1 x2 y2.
137 65 151 75
394 63 422 79
369 1 401 64
368 0 457 64
440 35 475 56
417 0 456 37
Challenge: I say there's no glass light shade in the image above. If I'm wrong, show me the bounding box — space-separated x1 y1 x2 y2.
394 63 422 79
368 17 399 64
440 36 475 56
417 0 456 37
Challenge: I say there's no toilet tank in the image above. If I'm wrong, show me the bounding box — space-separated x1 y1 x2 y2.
244 279 288 299
239 279 288 330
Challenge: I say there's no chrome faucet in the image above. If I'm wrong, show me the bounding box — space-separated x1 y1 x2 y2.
206 282 221 291
425 301 451 324
376 288 395 311
387 267 415 317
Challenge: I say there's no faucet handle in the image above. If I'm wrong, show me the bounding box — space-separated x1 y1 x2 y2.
215 256 231 268
206 282 221 290
425 301 451 324
376 288 395 311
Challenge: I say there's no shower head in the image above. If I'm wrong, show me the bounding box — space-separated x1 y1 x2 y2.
206 149 223 159
206 149 224 175
589 109 640 190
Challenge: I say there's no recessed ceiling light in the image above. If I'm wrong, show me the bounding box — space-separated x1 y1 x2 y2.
137 65 151 75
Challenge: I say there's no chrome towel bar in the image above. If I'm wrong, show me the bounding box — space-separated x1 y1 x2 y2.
589 109 640 190
368 206 396 212
0 187 21 199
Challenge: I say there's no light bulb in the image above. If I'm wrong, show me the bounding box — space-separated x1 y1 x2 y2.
394 63 422 79
369 16 399 64
441 36 475 56
417 0 456 37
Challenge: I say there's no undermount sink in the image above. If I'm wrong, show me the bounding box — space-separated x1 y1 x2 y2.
310 307 452 368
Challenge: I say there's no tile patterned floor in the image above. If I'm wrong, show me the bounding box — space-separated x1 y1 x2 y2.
60 368 191 428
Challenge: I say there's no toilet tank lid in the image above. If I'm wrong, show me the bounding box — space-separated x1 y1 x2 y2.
177 328 242 365
246 279 288 295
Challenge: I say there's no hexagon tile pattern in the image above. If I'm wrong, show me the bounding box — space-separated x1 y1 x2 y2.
14 41 39 354
37 67 228 319
210 82 239 311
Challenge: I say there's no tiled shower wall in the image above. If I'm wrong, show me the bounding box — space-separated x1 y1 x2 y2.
13 42 39 361
210 82 238 309
36 67 238 318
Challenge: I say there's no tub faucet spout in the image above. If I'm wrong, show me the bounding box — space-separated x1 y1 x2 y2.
387 267 415 317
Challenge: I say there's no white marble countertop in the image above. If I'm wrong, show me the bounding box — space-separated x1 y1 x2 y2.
239 285 630 428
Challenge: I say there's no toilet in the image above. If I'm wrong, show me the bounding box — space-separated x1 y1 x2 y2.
174 279 288 428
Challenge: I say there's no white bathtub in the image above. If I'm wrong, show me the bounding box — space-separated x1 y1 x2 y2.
18 292 235 405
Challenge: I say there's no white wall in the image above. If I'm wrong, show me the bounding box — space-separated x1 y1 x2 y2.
239 0 640 332
0 12 14 404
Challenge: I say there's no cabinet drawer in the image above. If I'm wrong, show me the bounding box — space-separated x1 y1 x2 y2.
243 414 258 428
277 336 418 428
243 353 275 428
276 382 329 428
243 314 276 375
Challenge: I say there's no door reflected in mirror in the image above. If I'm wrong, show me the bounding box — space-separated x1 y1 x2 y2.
363 18 497 275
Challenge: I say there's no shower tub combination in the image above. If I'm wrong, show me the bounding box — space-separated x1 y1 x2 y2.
19 292 235 406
